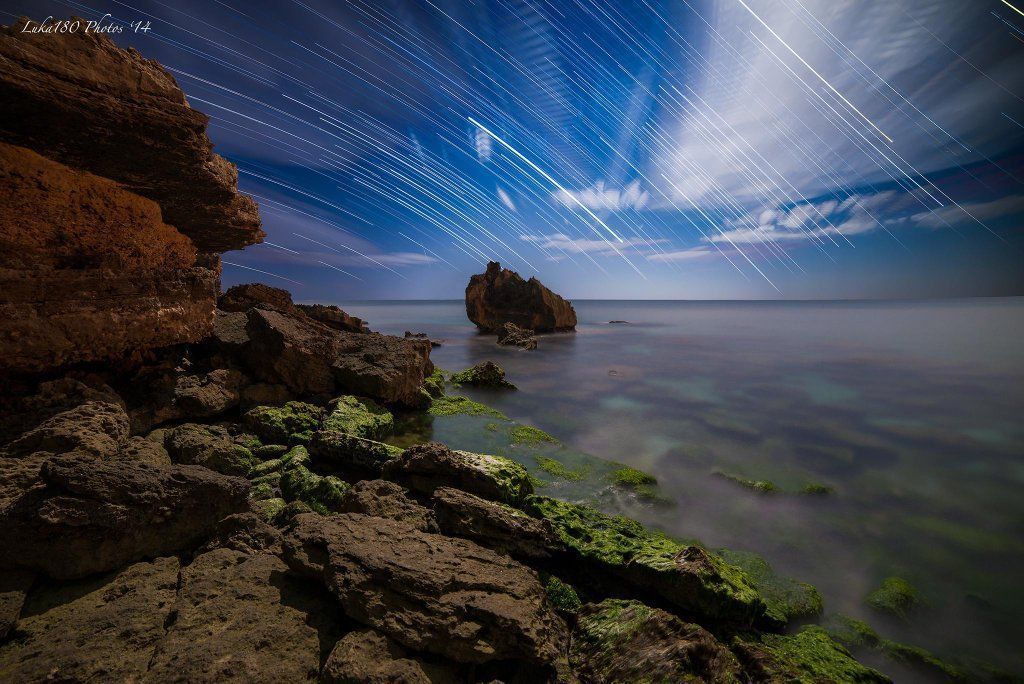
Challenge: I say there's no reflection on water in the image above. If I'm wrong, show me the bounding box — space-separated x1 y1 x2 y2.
340 298 1024 676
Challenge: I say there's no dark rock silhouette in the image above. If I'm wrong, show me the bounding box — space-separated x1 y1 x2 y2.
465 261 577 333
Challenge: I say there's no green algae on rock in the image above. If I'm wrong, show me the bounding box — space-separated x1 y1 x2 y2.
716 548 823 627
735 626 890 683
801 483 835 495
309 431 402 475
713 470 777 493
534 455 587 481
542 575 582 617
449 361 516 389
428 395 508 419
280 461 348 515
510 425 559 445
423 368 447 398
322 395 394 441
865 576 921 619
243 402 323 445
523 496 766 626
384 442 533 505
571 599 742 683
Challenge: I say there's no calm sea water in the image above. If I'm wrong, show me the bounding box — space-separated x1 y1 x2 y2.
337 298 1024 677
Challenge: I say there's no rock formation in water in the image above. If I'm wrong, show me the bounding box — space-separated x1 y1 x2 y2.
466 261 577 333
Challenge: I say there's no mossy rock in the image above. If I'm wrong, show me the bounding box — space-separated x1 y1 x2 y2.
865 576 920 620
534 455 587 481
243 402 324 445
322 395 394 441
252 497 287 523
736 626 890 683
164 423 261 476
309 431 403 475
713 470 777 493
253 443 289 459
717 548 823 627
423 368 447 398
249 481 276 501
449 361 516 389
801 483 834 495
455 449 533 505
511 425 559 445
608 464 657 487
280 462 349 515
523 496 765 626
428 395 508 419
542 575 582 617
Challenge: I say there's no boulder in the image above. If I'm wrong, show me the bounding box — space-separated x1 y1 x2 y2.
127 365 245 432
322 629 461 684
4 400 129 458
497 322 538 350
570 599 741 683
465 261 576 333
0 376 122 444
282 512 569 665
119 434 172 467
0 20 262 252
243 401 324 445
323 395 394 440
146 548 342 682
0 452 48 513
164 423 260 476
449 361 516 389
0 557 180 680
0 453 249 579
524 496 766 627
432 487 559 560
383 442 533 505
298 303 369 333
340 480 436 532
308 431 403 477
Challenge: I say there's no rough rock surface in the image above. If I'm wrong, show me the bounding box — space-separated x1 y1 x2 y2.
282 512 569 665
384 442 533 505
4 400 129 458
165 422 260 476
466 261 577 333
322 629 461 684
0 569 33 640
570 599 741 683
449 361 516 389
298 303 369 333
219 283 294 312
432 486 559 559
340 479 436 532
0 20 262 252
497 322 538 350
147 548 342 682
0 453 249 579
0 557 181 681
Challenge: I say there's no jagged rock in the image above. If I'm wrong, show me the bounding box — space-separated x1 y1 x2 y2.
734 626 891 683
239 382 291 410
4 400 129 457
322 629 461 684
298 303 369 333
0 557 180 680
146 548 342 682
340 480 436 532
449 361 516 389
497 322 538 350
164 423 259 476
324 395 394 440
243 401 324 445
432 487 559 559
405 331 442 347
128 366 246 432
308 431 403 477
282 512 569 665
0 20 262 252
383 442 533 505
524 496 766 627
570 599 741 683
241 306 433 406
279 448 349 514
466 261 577 333
212 308 251 349
219 283 294 312
0 453 249 579
0 569 32 640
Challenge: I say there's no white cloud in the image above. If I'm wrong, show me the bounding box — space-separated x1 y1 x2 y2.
474 128 492 162
908 194 1024 229
497 187 517 212
522 232 659 256
646 246 716 262
373 252 438 266
554 180 649 212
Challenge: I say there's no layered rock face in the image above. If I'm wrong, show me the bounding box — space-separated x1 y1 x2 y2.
0 20 261 377
466 261 577 333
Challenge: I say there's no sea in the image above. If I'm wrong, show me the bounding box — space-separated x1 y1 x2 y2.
336 297 1024 679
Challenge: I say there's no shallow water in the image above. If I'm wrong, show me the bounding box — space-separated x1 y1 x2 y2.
337 297 1024 676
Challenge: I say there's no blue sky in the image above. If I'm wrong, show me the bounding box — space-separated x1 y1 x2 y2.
7 0 1024 299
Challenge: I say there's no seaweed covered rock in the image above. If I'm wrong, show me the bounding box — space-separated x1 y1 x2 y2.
865 576 921 620
0 557 180 681
278 446 349 514
717 548 823 627
432 486 560 560
309 431 402 477
524 496 766 627
164 423 260 476
340 479 436 532
383 442 532 505
323 395 394 440
282 512 569 666
449 361 516 389
497 322 538 350
466 261 577 333
734 626 891 683
571 599 741 683
243 401 323 445
0 453 249 579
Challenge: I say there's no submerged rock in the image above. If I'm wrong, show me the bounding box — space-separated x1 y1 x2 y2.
865 576 921 620
282 512 569 666
734 626 891 683
449 361 517 389
497 322 538 350
524 496 766 627
465 261 577 333
384 442 533 505
571 599 741 683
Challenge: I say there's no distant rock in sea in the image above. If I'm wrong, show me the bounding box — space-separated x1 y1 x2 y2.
465 261 577 333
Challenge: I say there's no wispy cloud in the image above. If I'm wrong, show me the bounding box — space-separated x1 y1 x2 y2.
646 246 717 262
474 128 492 162
497 187 517 212
522 232 659 256
908 194 1024 229
553 181 649 212
372 252 438 266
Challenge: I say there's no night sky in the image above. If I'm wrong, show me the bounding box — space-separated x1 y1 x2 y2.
7 0 1024 300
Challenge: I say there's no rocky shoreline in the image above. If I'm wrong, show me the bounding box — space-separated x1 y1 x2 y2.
0 17 1005 684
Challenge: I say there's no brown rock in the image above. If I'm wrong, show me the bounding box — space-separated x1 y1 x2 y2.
0 557 180 681
432 486 560 560
383 442 533 505
164 423 259 476
0 376 122 443
339 479 436 532
0 452 47 513
466 261 576 333
497 322 538 350
218 282 294 312
0 20 262 252
323 629 461 684
0 569 33 640
146 548 342 682
297 303 369 333
282 512 569 665
4 400 129 458
118 434 172 467
0 453 249 579
570 599 741 683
